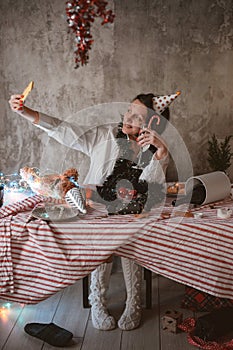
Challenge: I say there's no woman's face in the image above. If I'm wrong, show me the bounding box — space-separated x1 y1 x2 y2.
122 99 147 137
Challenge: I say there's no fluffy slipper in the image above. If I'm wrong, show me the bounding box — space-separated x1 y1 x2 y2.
24 322 73 347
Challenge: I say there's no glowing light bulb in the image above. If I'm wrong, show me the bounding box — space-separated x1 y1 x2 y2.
4 302 11 309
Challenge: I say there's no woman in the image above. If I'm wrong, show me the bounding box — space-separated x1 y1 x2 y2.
9 92 169 331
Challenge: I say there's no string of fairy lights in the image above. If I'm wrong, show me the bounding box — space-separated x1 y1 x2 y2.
0 172 30 191
0 172 34 207
0 302 26 323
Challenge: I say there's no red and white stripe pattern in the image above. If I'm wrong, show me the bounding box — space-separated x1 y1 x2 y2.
117 202 233 299
0 195 233 304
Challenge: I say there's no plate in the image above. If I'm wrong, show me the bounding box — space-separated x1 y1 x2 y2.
167 192 186 198
31 204 79 221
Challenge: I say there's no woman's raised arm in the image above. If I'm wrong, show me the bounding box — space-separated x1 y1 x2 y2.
8 94 39 124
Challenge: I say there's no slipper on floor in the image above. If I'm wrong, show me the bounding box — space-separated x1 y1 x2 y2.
24 322 73 347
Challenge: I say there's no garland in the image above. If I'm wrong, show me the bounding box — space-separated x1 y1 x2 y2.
66 0 115 68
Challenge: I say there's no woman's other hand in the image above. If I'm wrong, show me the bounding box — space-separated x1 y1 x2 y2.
137 127 168 160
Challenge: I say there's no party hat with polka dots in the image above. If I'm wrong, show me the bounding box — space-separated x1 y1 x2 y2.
152 91 181 114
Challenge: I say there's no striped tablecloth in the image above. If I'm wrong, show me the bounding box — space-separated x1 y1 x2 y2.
0 194 233 304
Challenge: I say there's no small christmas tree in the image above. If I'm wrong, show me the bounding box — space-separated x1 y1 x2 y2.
207 134 233 173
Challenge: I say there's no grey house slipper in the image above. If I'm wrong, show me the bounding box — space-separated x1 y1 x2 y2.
24 322 73 347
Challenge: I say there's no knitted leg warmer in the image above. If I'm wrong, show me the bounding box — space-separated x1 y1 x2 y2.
118 257 142 330
88 262 116 330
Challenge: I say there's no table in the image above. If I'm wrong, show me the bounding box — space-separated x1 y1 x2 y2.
0 194 233 304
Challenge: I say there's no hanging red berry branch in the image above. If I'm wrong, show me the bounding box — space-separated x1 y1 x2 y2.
66 0 115 68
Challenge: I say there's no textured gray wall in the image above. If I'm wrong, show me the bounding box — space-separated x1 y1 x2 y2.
1 0 233 181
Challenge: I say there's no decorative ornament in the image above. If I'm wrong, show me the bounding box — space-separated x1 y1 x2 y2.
65 187 87 214
65 0 115 68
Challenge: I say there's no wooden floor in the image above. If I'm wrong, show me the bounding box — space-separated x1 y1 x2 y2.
0 272 197 350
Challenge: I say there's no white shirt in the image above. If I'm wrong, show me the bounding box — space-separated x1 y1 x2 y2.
36 112 169 185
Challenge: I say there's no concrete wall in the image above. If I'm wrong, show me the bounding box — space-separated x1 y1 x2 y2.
1 0 233 182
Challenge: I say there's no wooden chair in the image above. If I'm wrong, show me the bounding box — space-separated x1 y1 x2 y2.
82 267 152 309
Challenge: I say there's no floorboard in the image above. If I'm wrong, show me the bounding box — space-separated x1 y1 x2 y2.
0 272 198 350
0 301 23 349
158 276 196 350
1 290 63 350
120 274 160 350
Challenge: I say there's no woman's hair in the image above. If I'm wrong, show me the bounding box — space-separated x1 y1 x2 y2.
133 93 170 134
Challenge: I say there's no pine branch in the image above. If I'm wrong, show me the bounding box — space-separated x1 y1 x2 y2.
207 134 233 172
